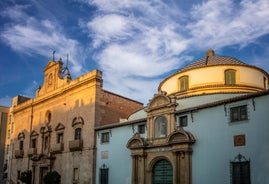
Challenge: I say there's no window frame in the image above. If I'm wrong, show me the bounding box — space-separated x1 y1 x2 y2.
179 76 189 91
225 69 236 85
230 154 251 184
101 132 110 144
74 128 82 140
138 124 145 134
100 164 109 184
176 115 188 127
57 132 64 144
230 105 248 122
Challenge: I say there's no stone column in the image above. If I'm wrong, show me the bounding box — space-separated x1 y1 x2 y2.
131 155 137 184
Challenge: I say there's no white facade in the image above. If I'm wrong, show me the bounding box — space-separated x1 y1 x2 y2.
96 92 269 184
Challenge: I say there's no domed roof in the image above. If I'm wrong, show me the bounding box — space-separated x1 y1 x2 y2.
179 49 248 72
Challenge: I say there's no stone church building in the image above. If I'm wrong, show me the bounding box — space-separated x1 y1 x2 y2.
5 59 142 184
95 49 269 184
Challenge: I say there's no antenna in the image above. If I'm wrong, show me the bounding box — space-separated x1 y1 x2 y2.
62 54 70 77
52 51 56 61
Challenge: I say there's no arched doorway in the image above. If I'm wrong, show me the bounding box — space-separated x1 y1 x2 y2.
152 159 173 184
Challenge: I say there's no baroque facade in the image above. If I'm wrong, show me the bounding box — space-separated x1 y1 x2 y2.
5 59 142 184
95 49 269 184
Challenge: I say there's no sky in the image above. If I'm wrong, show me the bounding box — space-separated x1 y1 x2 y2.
0 0 269 107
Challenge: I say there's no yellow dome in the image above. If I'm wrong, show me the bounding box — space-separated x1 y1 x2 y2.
159 49 269 98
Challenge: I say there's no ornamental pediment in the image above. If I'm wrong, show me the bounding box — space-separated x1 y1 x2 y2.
167 128 195 145
126 133 146 149
55 123 65 131
145 91 177 112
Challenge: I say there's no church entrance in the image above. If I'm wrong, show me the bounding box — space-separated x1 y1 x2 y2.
152 159 173 184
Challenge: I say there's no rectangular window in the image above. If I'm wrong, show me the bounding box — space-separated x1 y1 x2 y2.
57 133 64 143
101 132 110 143
100 166 109 184
138 124 145 134
31 138 37 148
19 141 24 150
230 105 248 122
231 161 250 184
44 136 49 149
73 168 79 182
176 115 188 127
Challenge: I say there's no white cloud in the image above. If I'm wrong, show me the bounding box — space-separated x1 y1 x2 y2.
84 0 269 104
187 0 269 49
0 5 85 75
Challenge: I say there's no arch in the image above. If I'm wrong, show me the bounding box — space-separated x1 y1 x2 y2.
225 69 236 85
154 116 167 138
152 159 173 184
178 75 189 91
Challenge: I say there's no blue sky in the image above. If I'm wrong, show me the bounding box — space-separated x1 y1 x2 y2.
1 0 269 107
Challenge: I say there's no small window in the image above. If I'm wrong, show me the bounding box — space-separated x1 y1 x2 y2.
264 77 267 89
19 141 24 150
138 124 145 134
230 154 250 184
57 133 64 143
154 116 167 138
100 164 109 184
31 138 37 148
176 115 188 127
44 136 49 149
179 76 189 91
73 168 79 182
75 128 82 140
225 69 236 85
230 105 248 122
101 132 110 143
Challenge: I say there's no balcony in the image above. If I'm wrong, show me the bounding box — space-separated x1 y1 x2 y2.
69 140 83 151
27 148 37 156
51 143 64 153
15 150 24 158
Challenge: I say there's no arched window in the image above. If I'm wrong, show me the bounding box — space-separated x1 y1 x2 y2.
154 116 167 138
75 128 82 140
225 69 236 85
179 76 189 91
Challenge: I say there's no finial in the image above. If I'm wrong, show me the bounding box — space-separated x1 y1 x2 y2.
206 48 215 57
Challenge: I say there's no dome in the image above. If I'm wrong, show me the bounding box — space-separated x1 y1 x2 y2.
179 56 248 72
159 49 269 98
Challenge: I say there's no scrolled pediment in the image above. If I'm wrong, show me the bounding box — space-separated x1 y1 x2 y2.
145 91 177 112
126 133 145 149
167 128 195 145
